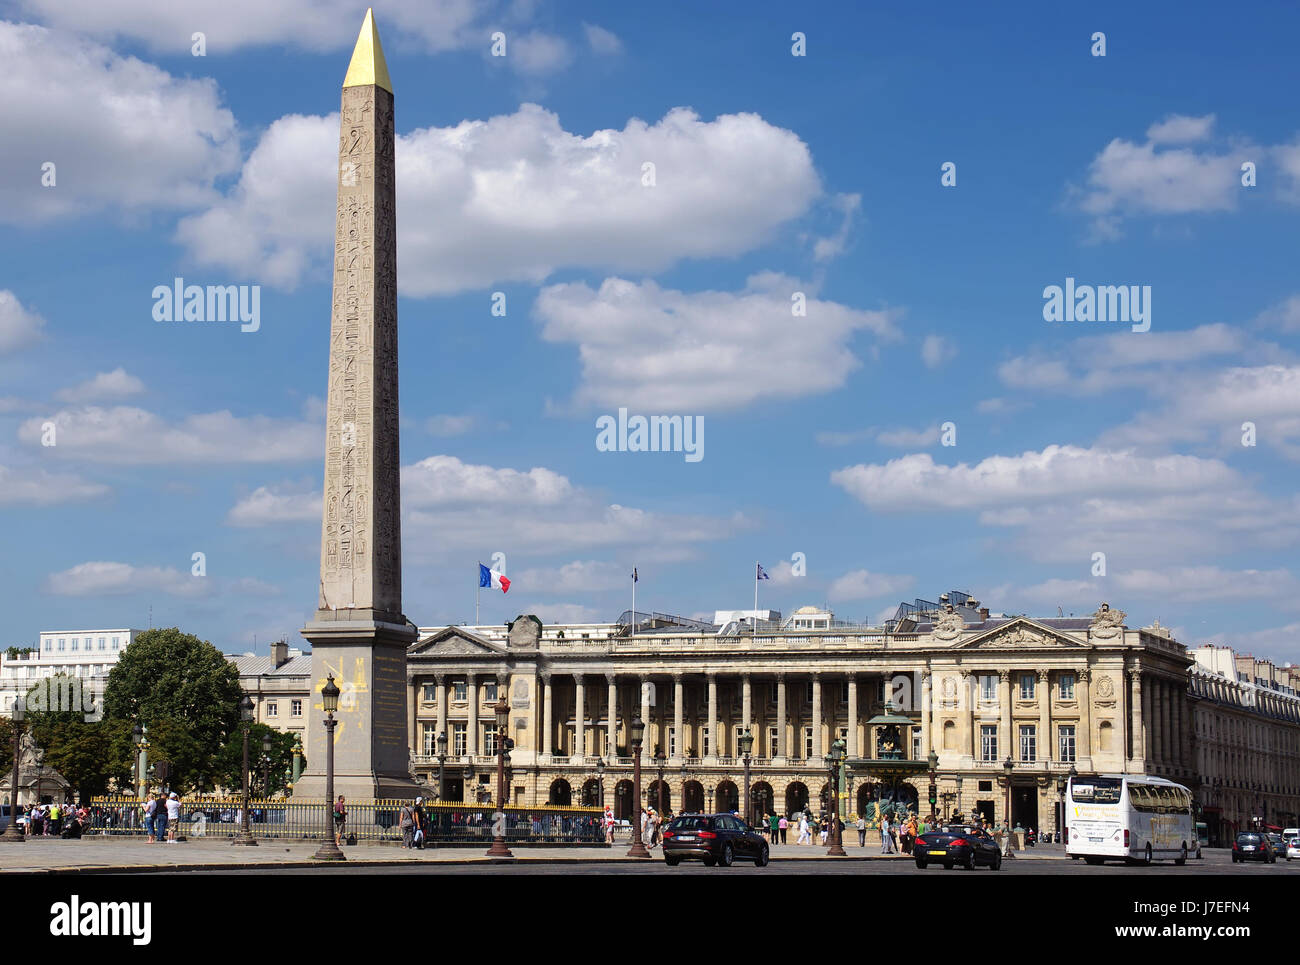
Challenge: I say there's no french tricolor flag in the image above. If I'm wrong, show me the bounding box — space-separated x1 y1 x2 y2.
479 563 510 593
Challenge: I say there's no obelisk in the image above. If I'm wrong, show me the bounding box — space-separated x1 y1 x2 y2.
297 8 419 800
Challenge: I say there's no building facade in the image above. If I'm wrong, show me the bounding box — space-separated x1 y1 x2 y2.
404 594 1210 835
0 629 141 716
229 641 312 746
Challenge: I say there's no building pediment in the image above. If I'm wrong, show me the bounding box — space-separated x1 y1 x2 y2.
410 627 507 657
950 617 1089 650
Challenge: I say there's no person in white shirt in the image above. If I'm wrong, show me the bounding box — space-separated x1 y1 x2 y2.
165 792 181 843
796 813 811 845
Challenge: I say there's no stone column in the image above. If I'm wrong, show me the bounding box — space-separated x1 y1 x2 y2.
466 673 478 756
673 674 684 762
775 674 787 763
919 669 931 758
606 674 617 760
1039 670 1051 763
706 674 718 763
574 673 586 760
434 674 447 744
961 669 975 763
811 674 823 760
640 674 653 753
1128 666 1145 770
742 674 752 746
1077 668 1093 769
998 670 1012 761
541 673 553 760
408 679 418 751
847 675 859 758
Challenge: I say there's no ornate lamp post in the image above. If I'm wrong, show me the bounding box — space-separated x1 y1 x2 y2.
927 750 939 823
679 761 687 812
435 731 448 801
626 717 650 858
654 748 667 817
739 729 754 825
955 775 963 821
487 697 514 859
707 786 714 813
825 738 847 856
291 735 304 788
2 701 24 842
134 724 149 799
1001 756 1015 858
261 734 273 797
596 757 606 807
232 695 258 846
311 675 344 861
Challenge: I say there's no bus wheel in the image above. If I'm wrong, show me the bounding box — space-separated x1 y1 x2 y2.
1175 844 1187 866
1144 843 1153 866
1084 856 1104 865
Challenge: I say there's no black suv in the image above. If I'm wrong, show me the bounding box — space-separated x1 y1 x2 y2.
662 813 770 867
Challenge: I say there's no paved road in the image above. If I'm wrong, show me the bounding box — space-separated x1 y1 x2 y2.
168 850 1300 875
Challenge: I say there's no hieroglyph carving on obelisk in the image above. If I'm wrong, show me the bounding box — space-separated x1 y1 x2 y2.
318 7 402 624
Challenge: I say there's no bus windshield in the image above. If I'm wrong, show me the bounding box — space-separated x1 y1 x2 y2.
1070 777 1122 803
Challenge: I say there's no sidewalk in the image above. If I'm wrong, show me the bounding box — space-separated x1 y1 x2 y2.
0 837 1066 874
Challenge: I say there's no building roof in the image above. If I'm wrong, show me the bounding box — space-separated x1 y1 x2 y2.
230 653 312 677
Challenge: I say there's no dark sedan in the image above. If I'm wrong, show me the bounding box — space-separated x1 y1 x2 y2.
913 824 1002 871
1232 832 1276 863
662 813 770 867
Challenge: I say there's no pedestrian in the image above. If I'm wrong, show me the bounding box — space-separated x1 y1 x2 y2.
152 794 169 843
881 814 895 854
778 813 788 844
400 799 415 848
412 797 427 849
856 813 866 847
143 793 157 843
333 795 347 846
768 811 779 843
603 804 615 844
796 812 811 845
165 791 181 843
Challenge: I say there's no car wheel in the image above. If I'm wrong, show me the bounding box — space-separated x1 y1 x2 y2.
755 846 769 867
1232 855 1239 863
1144 844 1153 866
1085 856 1104 866
915 859 927 870
964 852 976 871
992 853 1002 871
719 843 734 867
1270 853 1277 864
1175 845 1187 866
665 856 680 867
702 856 716 867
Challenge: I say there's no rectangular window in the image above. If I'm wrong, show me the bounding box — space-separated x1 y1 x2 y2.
734 726 745 757
1019 724 1037 762
702 726 710 757
980 725 998 762
98 637 106 650
769 726 779 757
291 699 302 717
423 727 438 756
912 733 921 760
112 637 120 649
668 727 676 758
453 681 467 701
422 684 438 702
452 723 467 756
1058 725 1076 763
58 638 65 651
483 723 498 756
1019 674 1035 700
70 638 79 651
266 701 278 717
980 675 997 701
803 727 814 758
483 681 498 702
805 681 814 704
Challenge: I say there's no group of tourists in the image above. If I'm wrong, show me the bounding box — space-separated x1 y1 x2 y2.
141 791 182 843
9 800 92 838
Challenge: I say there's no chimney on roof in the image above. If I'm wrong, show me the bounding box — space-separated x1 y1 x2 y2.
271 640 289 668
979 607 990 621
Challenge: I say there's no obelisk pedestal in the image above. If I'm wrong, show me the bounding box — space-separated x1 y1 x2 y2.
296 8 420 801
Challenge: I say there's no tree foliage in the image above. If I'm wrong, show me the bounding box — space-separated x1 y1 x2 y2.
214 723 299 796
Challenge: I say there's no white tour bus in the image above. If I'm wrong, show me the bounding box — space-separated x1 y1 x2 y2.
1065 774 1194 865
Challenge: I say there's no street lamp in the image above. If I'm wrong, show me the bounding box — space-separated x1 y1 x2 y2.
679 761 687 812
486 696 513 859
436 731 448 801
291 735 304 788
654 748 667 817
626 717 650 858
596 756 606 808
261 734 273 797
463 760 476 802
927 749 939 823
1001 756 1015 857
707 786 714 813
311 676 344 861
2 700 25 842
825 738 847 856
739 729 754 825
232 694 258 846
955 775 963 821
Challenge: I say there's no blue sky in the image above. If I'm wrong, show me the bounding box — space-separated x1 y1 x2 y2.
2 1 1299 661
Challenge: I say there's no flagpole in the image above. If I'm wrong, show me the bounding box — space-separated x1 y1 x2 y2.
754 562 758 638
476 562 480 626
631 568 636 637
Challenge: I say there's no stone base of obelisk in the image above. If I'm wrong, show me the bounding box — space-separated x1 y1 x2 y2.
295 615 422 801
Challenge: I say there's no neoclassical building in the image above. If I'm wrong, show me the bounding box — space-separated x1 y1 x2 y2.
404 592 1213 834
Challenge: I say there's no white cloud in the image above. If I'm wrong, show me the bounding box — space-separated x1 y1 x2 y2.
177 105 824 294
19 405 321 464
811 192 860 261
920 334 955 369
402 455 573 506
536 274 896 411
994 567 1299 615
43 561 210 597
765 559 802 586
426 414 478 436
0 464 109 505
226 484 321 526
55 368 145 403
509 31 573 74
514 601 606 625
0 290 46 354
814 428 876 447
1146 113 1217 145
827 569 914 602
1254 295 1300 334
582 22 622 55
0 22 238 225
876 425 940 448
513 560 627 593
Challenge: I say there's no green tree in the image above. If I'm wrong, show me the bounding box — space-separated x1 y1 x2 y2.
102 627 243 784
214 723 298 796
0 716 15 775
22 675 129 799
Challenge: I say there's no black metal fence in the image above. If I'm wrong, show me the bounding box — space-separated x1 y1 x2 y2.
87 797 607 844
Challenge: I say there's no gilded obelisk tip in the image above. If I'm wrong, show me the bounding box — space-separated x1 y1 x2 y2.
342 7 393 93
